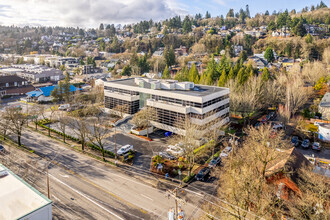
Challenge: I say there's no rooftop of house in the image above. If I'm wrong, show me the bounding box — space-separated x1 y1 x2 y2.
265 147 311 179
0 75 26 83
105 77 228 97
0 164 52 220
320 92 330 108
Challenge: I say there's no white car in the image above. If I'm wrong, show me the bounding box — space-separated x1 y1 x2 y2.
117 144 133 155
312 142 321 151
166 145 184 156
58 104 70 110
220 146 232 158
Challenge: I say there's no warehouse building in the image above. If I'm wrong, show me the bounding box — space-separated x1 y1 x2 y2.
104 78 230 135
0 164 52 220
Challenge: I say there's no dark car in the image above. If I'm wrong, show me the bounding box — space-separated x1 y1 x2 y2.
301 139 310 149
0 145 5 154
159 152 175 160
291 136 299 147
195 167 210 181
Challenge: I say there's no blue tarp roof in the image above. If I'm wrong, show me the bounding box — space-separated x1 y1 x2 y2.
27 85 79 97
26 91 43 97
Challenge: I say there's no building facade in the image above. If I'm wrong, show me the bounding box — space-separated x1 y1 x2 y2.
319 93 330 120
104 78 230 135
0 75 34 97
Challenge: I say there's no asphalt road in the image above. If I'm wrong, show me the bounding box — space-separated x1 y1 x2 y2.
4 127 211 219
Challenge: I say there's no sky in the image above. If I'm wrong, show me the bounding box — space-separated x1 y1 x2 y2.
0 0 325 28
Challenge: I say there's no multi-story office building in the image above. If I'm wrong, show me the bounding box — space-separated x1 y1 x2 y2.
104 78 230 135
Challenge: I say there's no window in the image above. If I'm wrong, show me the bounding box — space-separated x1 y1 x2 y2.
6 83 9 87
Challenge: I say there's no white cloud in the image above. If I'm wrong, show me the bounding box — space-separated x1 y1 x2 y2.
0 0 187 27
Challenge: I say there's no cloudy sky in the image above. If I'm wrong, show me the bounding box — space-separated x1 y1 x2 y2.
0 0 324 28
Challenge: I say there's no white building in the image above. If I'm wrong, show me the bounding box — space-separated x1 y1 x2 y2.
104 78 230 135
0 164 52 220
319 92 330 120
317 123 330 142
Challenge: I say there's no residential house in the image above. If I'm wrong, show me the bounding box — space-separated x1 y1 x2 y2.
0 75 34 97
187 61 202 72
174 46 188 56
265 147 311 200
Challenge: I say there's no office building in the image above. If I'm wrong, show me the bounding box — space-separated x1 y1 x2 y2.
104 78 230 135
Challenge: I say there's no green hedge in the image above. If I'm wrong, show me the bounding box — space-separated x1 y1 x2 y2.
182 174 195 183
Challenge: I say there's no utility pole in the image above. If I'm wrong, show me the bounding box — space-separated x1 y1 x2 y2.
47 166 50 199
114 126 117 160
166 187 185 219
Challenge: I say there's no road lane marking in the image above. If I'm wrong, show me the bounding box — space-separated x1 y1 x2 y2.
49 173 125 220
59 174 69 178
140 194 153 201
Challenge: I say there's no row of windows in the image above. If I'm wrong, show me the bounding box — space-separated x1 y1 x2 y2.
105 86 229 109
190 103 230 119
151 107 229 130
151 94 229 108
104 86 139 96
104 96 139 114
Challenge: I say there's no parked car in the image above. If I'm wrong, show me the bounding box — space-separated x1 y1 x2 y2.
58 104 70 111
0 145 5 154
269 111 276 120
312 142 321 151
291 136 299 147
159 152 175 160
195 167 210 181
272 122 284 130
220 146 232 158
166 145 184 156
208 157 221 168
117 144 133 155
301 139 310 149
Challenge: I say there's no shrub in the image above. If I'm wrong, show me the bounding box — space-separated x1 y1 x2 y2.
182 174 195 183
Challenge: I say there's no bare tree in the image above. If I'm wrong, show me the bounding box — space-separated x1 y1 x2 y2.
48 105 57 137
131 107 157 138
212 125 289 219
0 111 10 140
169 117 203 176
3 107 29 146
68 117 89 151
55 112 68 143
30 104 45 131
113 104 128 119
88 115 111 161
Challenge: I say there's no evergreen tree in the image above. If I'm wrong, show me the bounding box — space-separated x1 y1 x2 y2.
122 65 132 76
294 21 307 37
182 16 192 33
236 68 247 84
188 63 199 83
264 47 275 63
205 72 213 85
228 67 235 79
63 73 71 102
164 46 176 66
99 23 104 30
305 33 313 44
218 69 227 87
261 67 270 81
162 65 170 79
199 73 207 84
205 55 219 82
205 11 211 19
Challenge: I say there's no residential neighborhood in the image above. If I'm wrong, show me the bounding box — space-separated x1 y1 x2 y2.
0 1 329 220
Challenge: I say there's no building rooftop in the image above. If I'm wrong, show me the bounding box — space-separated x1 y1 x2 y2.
0 164 52 220
106 77 228 97
0 75 26 83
